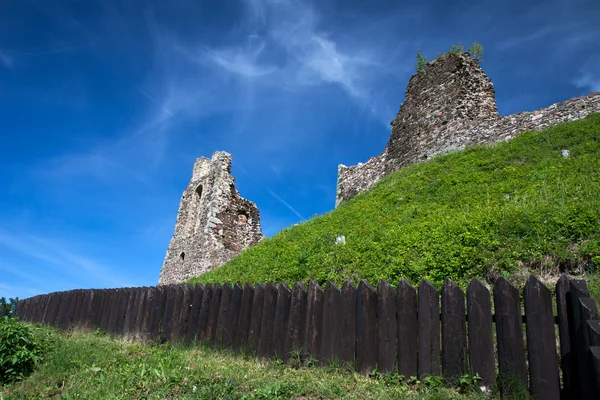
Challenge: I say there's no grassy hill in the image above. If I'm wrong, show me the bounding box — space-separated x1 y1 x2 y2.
190 114 600 290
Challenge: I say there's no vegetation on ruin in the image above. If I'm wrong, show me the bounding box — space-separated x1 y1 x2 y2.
2 324 529 399
416 42 484 72
190 114 600 295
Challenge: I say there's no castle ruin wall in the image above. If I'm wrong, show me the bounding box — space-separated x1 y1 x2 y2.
158 152 263 285
336 53 600 206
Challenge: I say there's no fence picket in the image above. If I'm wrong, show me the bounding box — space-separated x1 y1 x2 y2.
341 281 357 366
418 280 440 378
378 280 397 373
140 287 156 343
494 277 527 395
235 283 254 351
177 284 194 341
286 282 307 357
186 284 204 344
466 279 495 390
589 347 600 399
229 283 244 349
304 281 324 359
555 274 574 399
216 283 233 347
273 283 292 360
397 279 417 379
322 282 343 364
197 283 212 342
356 280 377 374
523 276 560 400
247 283 264 353
568 280 590 399
441 279 466 384
258 283 278 359
206 284 223 345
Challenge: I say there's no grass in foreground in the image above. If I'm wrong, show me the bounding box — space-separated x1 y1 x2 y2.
190 114 600 289
2 324 525 400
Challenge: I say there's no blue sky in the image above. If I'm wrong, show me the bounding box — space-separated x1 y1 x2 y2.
1 0 599 300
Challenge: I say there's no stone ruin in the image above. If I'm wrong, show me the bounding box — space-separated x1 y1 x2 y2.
159 53 600 284
336 52 600 206
158 151 263 285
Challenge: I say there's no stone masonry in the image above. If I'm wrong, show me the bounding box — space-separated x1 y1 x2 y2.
336 52 600 206
158 152 263 285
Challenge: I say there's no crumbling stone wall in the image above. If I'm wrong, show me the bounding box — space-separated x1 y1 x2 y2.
336 53 600 206
158 152 263 285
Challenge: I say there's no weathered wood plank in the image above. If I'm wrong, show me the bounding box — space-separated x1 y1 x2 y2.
122 289 137 339
523 276 560 400
247 283 264 353
356 280 377 374
90 290 106 330
321 282 343 365
132 288 148 342
148 286 167 343
258 283 278 359
418 280 440 378
377 280 397 373
397 279 417 379
466 279 495 390
441 279 466 384
169 285 185 342
176 284 194 342
304 281 324 360
589 346 600 399
579 297 599 400
206 284 222 345
493 277 527 394
140 287 156 344
70 290 85 328
568 279 590 399
197 284 212 342
273 283 292 361
286 283 307 358
587 320 600 347
234 283 254 351
106 290 121 335
78 290 93 330
555 274 574 399
216 283 233 348
228 283 244 349
341 281 357 366
186 284 204 344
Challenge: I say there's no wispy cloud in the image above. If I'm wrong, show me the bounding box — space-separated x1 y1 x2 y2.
267 189 305 220
574 56 600 93
204 0 386 111
205 38 277 78
0 231 132 288
0 49 13 69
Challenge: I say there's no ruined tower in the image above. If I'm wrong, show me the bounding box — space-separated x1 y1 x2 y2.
336 52 499 206
158 151 263 285
336 51 599 206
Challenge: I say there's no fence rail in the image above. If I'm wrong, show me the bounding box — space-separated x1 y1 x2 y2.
13 275 600 399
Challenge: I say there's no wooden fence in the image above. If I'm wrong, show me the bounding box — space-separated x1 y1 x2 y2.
13 275 600 399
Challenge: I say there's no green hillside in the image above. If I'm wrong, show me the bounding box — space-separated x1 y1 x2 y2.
190 114 600 289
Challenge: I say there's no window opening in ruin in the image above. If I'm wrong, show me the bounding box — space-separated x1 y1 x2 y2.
195 184 203 198
238 211 249 224
180 252 185 262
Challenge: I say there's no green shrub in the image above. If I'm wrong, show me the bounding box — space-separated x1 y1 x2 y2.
416 42 484 72
0 317 45 385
